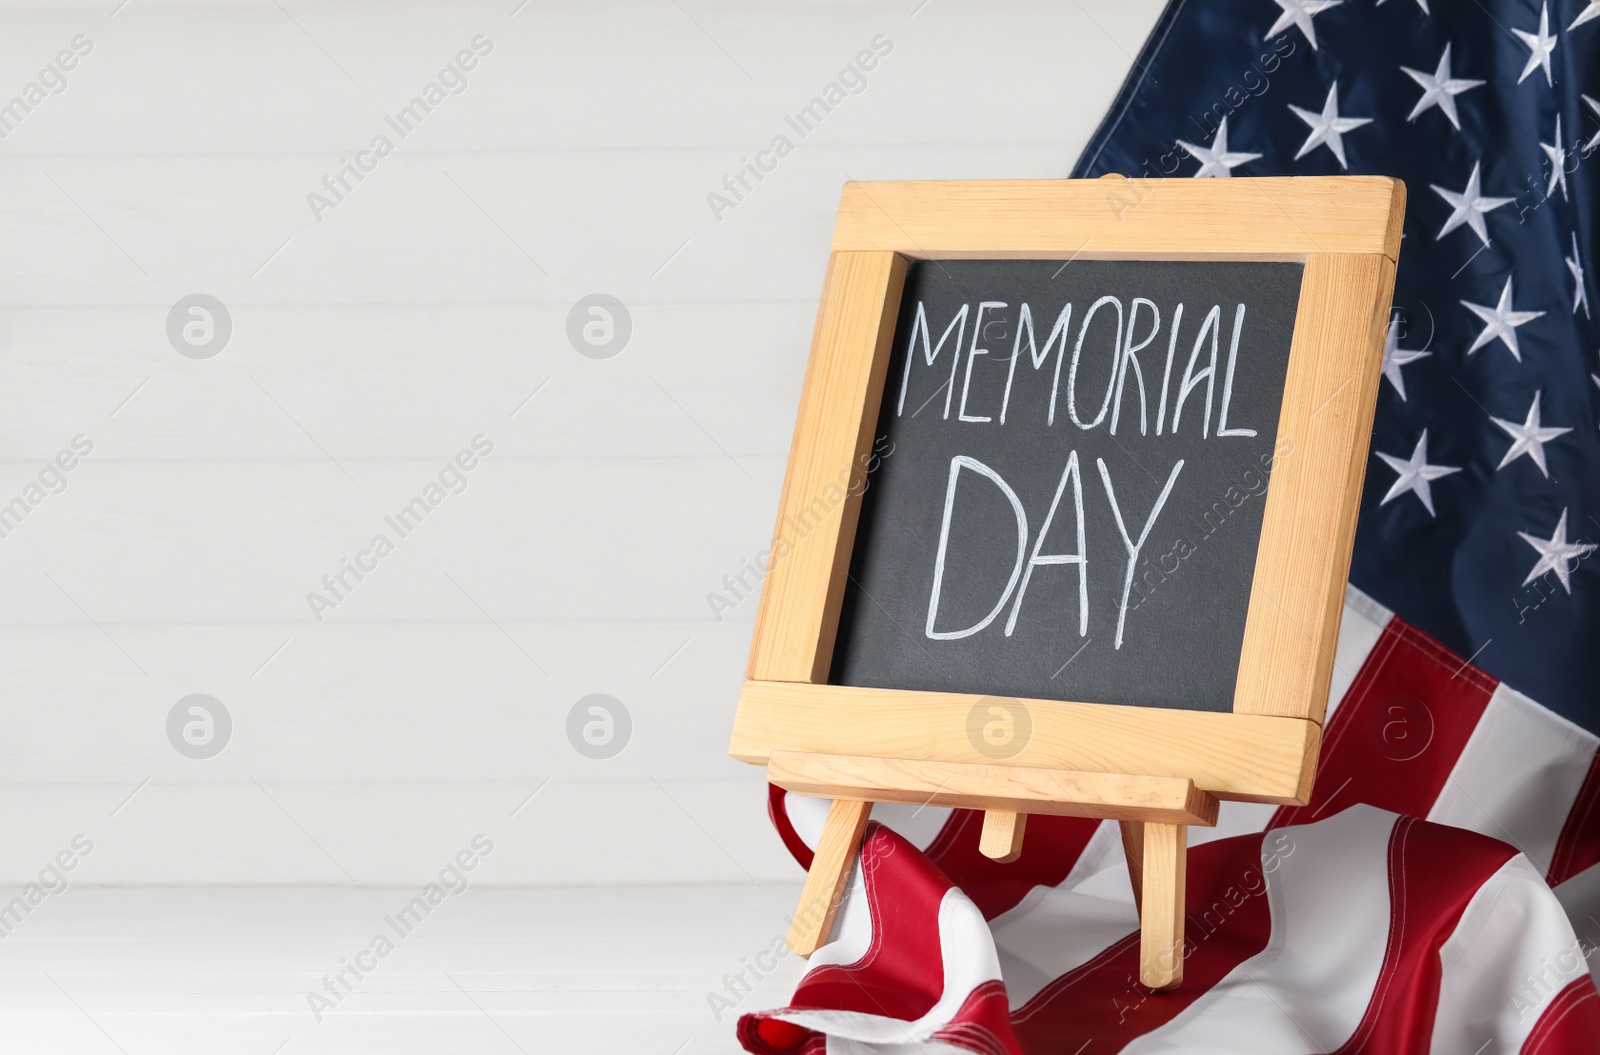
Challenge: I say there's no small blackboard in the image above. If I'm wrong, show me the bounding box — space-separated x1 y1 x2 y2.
830 259 1304 712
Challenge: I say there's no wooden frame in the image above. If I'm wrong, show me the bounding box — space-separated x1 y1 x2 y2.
731 177 1404 988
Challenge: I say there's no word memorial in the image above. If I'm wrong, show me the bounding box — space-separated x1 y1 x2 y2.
728 178 1404 989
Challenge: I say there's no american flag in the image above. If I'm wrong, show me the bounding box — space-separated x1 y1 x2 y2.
738 1 1600 1051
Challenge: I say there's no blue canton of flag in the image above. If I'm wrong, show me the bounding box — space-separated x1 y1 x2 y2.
1074 0 1600 732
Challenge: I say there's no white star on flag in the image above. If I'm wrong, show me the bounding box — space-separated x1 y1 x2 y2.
1289 81 1372 168
1569 234 1590 318
1519 508 1596 593
1585 96 1600 153
1462 276 1545 361
1514 3 1559 86
1267 0 1342 50
1382 314 1431 401
1540 115 1568 200
1376 430 1460 516
1569 0 1600 30
1430 162 1512 245
1175 117 1261 177
1492 391 1571 477
1402 44 1483 129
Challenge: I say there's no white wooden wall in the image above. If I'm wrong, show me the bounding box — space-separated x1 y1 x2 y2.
0 0 1162 888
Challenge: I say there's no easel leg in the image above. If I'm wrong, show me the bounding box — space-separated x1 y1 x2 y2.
979 810 1027 863
1119 819 1144 917
787 798 872 957
1136 821 1186 990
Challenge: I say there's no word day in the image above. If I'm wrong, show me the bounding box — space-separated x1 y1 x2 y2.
897 295 1260 440
926 451 1183 650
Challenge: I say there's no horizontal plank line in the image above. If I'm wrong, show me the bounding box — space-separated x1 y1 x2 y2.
0 299 821 310
0 143 1079 159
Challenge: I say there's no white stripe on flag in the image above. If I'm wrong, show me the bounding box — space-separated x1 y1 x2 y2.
1552 863 1600 988
826 1039 976 1055
804 842 874 971
1428 683 1599 877
1325 584 1392 724
991 820 1139 1007
1121 804 1398 1054
776 886 1001 1044
1190 802 1280 848
1430 854 1592 1055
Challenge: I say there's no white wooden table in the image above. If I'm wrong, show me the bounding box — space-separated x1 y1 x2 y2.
0 885 806 1053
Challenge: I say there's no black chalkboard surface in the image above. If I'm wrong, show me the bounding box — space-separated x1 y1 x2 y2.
830 259 1304 712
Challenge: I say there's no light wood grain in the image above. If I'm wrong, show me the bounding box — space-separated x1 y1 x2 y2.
737 681 1321 803
831 178 1404 260
787 797 872 957
979 810 1026 862
1120 819 1145 916
747 251 907 684
767 751 1218 824
1234 252 1399 722
1138 822 1186 990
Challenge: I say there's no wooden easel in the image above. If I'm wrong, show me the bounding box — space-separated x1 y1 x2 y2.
727 178 1403 996
770 752 1217 989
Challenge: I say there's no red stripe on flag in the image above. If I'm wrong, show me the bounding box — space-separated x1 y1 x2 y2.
930 979 1024 1055
787 823 949 1022
1329 817 1519 1054
1272 619 1497 829
737 1016 824 1055
743 823 1026 1055
1520 977 1600 1054
767 785 814 870
1546 748 1600 887
1009 830 1276 1048
923 809 1101 920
